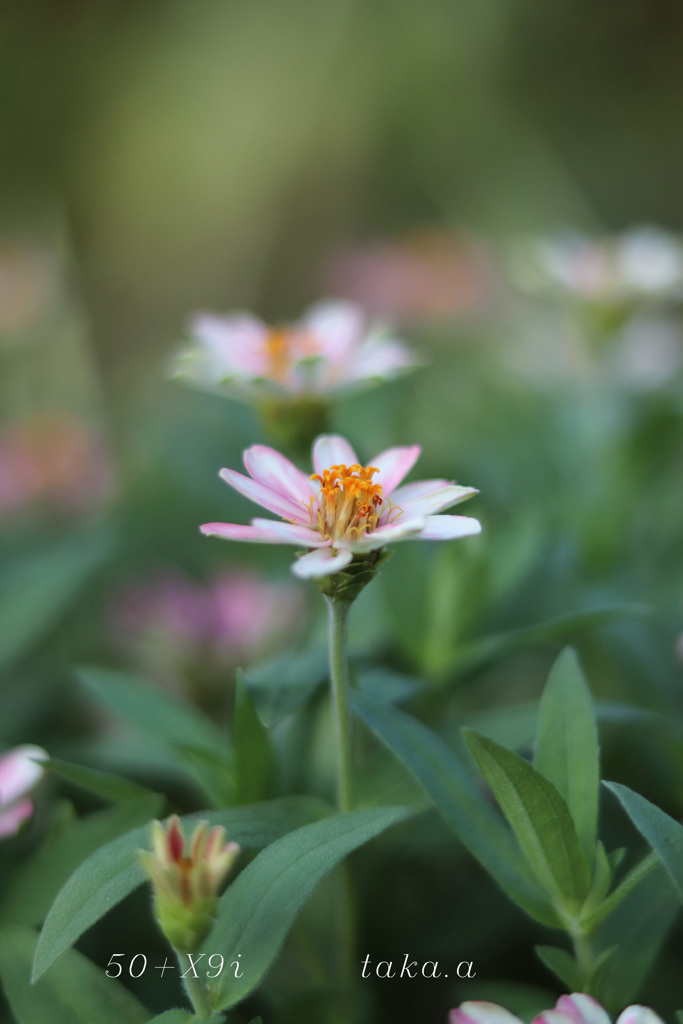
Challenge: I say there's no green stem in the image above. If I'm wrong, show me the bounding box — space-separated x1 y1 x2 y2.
326 595 354 813
176 951 212 1018
571 926 594 988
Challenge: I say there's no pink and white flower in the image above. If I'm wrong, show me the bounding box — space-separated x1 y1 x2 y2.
175 299 421 398
449 994 665 1024
0 745 48 838
201 434 480 579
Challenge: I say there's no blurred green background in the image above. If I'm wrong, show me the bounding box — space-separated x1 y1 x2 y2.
1 2 683 1022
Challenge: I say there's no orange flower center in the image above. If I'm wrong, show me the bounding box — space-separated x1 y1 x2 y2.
263 327 320 383
309 463 385 543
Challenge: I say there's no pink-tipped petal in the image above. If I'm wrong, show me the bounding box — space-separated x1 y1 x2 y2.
292 546 352 579
243 445 314 504
0 745 47 806
370 445 421 494
189 313 269 377
0 799 34 838
303 301 365 361
552 996 611 1024
450 1002 523 1024
416 515 482 540
398 484 478 518
201 520 324 546
616 1008 665 1024
219 468 308 522
312 435 359 475
531 1013 575 1024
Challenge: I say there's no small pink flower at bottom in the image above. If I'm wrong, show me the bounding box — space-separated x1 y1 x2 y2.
201 433 480 580
0 745 48 838
449 995 665 1024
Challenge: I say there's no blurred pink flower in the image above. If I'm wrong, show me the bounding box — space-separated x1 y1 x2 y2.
323 229 493 322
449 995 664 1024
112 567 306 669
0 412 113 519
0 745 48 838
174 299 421 398
201 434 480 579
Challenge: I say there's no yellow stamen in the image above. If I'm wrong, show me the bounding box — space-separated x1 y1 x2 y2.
309 463 392 543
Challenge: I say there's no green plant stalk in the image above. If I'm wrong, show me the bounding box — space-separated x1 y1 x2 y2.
176 949 212 1017
326 596 354 814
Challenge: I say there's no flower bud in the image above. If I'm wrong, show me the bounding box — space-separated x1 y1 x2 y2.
140 815 240 952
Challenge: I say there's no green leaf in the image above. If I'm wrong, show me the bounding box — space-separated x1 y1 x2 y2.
44 758 156 802
465 730 591 912
352 692 558 926
581 841 612 916
234 669 275 803
605 781 683 901
0 794 163 926
593 856 677 1006
244 649 328 726
145 1013 220 1023
33 796 330 983
0 533 110 672
356 668 425 704
77 666 232 801
204 806 411 1010
78 666 226 755
582 852 658 932
535 648 599 867
0 926 148 1024
535 945 583 991
454 605 648 680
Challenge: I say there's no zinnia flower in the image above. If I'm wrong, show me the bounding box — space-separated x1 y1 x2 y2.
0 745 48 838
175 299 420 398
449 994 664 1024
140 815 240 952
201 434 480 579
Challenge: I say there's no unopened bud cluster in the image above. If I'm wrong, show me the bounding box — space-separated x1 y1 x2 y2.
140 815 240 952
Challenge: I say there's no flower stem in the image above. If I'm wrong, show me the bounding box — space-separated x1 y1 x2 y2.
326 595 354 813
176 950 212 1017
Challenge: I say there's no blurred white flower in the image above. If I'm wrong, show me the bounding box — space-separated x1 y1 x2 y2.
174 299 421 399
511 227 683 305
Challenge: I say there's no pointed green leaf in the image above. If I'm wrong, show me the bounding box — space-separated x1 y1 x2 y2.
145 1013 220 1023
535 945 583 991
77 666 226 755
234 668 275 803
581 852 658 932
44 758 156 802
352 691 558 926
605 781 683 900
535 648 599 867
0 926 148 1024
203 807 412 1010
33 796 330 982
244 649 328 726
0 794 163 927
465 730 591 912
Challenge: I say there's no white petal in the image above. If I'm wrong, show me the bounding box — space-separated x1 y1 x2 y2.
416 515 481 540
0 746 47 808
189 313 269 377
552 996 611 1024
312 435 359 475
292 546 353 579
450 1003 523 1024
303 301 364 361
219 468 308 522
201 520 325 546
243 445 314 504
349 518 427 552
616 1009 665 1024
370 445 421 494
341 336 418 383
398 484 478 518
